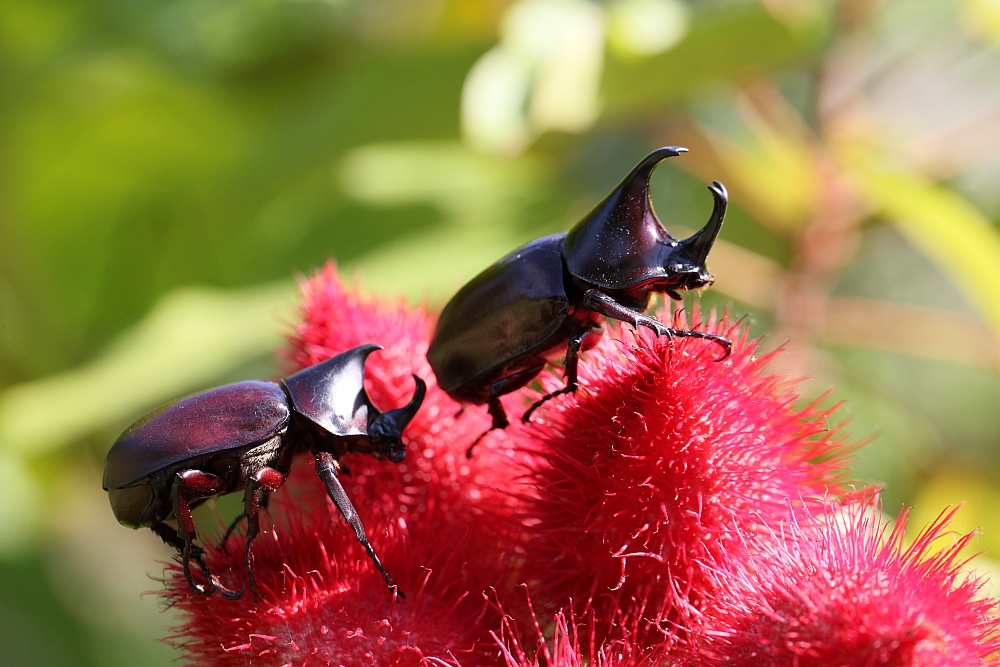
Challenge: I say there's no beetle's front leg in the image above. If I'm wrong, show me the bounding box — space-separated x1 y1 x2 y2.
583 289 670 335
314 451 404 600
582 289 732 359
242 467 286 599
170 470 243 598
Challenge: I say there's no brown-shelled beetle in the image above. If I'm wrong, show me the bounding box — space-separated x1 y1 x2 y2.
103 344 426 599
427 147 731 451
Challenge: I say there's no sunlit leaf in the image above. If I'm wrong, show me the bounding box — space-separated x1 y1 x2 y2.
0 454 42 556
856 168 1000 341
607 0 689 58
461 0 606 154
338 140 547 225
0 283 296 458
601 3 824 114
910 471 1000 560
960 0 1000 46
696 110 819 231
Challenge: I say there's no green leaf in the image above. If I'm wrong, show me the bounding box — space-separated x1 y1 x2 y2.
857 168 1000 341
0 221 528 459
601 4 824 115
0 283 296 458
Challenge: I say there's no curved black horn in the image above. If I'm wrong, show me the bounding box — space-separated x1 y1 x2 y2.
375 375 426 437
676 180 727 266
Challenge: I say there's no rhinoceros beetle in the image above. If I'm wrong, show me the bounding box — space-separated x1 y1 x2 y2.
427 147 730 448
103 344 425 599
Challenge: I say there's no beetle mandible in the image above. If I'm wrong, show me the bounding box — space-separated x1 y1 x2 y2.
427 147 731 448
103 344 425 599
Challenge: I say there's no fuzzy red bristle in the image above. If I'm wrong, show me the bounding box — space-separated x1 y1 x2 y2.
165 487 503 667
162 263 1000 667
166 262 531 666
494 597 660 667
685 499 1000 666
286 261 533 533
515 310 857 646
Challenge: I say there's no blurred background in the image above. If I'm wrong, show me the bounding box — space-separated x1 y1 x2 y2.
2 0 1000 663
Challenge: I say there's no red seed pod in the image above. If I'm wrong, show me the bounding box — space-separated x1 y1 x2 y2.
517 310 856 646
165 488 503 667
687 499 1000 666
165 263 533 666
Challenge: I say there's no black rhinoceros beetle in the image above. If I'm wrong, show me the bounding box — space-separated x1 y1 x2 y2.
427 147 730 445
103 344 425 599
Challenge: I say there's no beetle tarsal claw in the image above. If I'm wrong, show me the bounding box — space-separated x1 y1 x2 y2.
186 543 244 599
183 544 216 596
213 576 245 600
667 329 732 361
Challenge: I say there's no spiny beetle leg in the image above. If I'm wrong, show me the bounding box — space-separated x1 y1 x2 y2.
314 451 404 600
219 512 245 555
190 541 244 599
583 289 731 360
668 328 732 360
170 470 227 596
243 466 286 600
466 362 545 457
151 520 243 598
522 327 591 423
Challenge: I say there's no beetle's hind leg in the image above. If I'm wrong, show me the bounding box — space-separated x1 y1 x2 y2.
167 470 243 599
522 328 592 424
314 451 404 600
241 467 286 600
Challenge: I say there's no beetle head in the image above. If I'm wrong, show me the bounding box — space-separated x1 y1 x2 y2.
367 375 426 462
564 147 727 297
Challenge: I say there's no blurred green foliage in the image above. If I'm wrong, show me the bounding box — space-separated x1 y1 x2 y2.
2 0 1000 664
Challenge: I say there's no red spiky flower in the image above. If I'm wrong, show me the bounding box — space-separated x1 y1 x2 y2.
165 482 501 666
515 310 856 645
165 262 530 666
685 499 1000 666
161 263 999 667
286 261 532 537
494 598 661 667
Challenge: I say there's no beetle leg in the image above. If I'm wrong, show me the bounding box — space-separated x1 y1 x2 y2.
583 289 732 359
314 451 404 600
220 489 276 555
522 327 592 423
151 520 244 599
242 467 286 600
465 362 546 457
219 513 246 555
170 470 241 598
486 395 510 432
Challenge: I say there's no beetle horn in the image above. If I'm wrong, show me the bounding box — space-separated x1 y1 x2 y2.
676 180 727 266
373 375 427 437
623 146 689 235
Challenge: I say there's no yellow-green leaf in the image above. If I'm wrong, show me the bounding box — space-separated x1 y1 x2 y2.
858 168 1000 341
